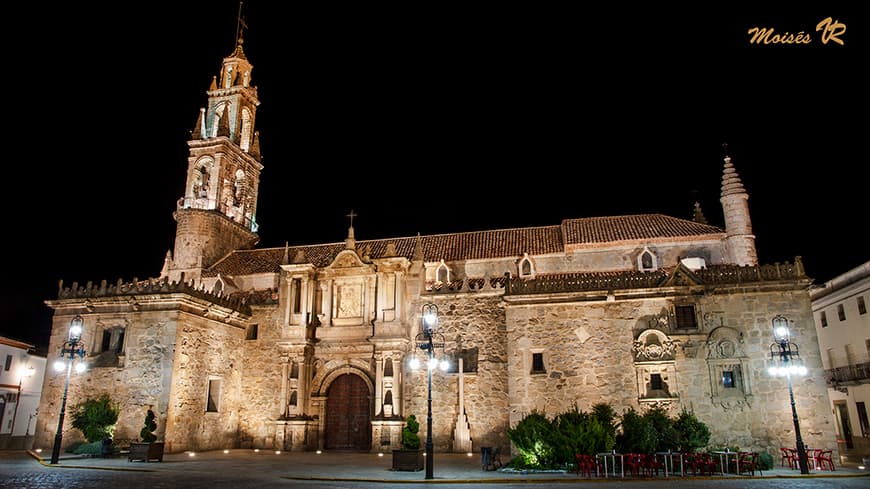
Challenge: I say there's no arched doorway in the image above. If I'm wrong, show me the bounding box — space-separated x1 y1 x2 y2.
324 373 372 450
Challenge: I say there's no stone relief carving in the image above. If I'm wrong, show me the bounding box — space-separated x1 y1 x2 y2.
718 398 751 410
705 326 745 359
703 311 725 330
632 329 677 361
649 313 670 331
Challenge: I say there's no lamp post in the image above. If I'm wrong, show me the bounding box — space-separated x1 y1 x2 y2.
50 315 87 465
768 314 810 474
409 303 449 480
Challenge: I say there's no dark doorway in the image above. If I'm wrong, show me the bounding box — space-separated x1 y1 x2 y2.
856 402 869 437
325 373 372 451
835 401 854 449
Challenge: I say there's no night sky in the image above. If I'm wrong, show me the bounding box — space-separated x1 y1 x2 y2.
5 4 864 351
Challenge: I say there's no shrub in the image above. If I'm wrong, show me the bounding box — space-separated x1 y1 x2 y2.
72 441 103 455
758 451 774 470
553 405 613 461
616 407 656 454
673 409 711 452
140 408 158 443
401 414 420 450
506 410 558 468
644 405 678 452
70 394 119 443
591 402 618 446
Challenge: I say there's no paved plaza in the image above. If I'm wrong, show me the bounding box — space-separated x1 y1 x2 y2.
1 448 869 488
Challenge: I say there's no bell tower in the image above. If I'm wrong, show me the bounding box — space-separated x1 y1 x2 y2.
166 28 263 283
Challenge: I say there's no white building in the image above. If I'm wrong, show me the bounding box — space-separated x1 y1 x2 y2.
811 261 870 451
0 337 46 449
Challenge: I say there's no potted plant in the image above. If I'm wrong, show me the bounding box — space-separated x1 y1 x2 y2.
128 408 165 462
392 414 423 471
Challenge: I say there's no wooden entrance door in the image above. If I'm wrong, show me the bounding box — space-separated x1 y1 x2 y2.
325 373 372 450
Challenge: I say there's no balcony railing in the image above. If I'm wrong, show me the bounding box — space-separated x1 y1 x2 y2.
825 362 870 385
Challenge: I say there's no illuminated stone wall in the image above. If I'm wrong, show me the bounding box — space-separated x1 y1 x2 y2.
503 285 837 461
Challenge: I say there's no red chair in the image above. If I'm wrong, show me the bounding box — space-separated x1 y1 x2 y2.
623 453 643 477
683 452 715 476
738 451 762 476
574 454 599 477
780 447 796 469
640 453 664 476
816 449 835 471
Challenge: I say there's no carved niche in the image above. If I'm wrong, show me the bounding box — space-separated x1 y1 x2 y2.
633 329 679 404
705 326 752 410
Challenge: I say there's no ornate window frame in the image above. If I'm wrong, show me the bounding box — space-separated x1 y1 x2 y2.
633 329 679 405
706 326 752 409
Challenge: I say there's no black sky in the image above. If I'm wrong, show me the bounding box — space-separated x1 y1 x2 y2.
5 4 865 351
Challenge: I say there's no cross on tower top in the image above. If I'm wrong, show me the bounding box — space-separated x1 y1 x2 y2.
346 209 357 228
235 1 248 46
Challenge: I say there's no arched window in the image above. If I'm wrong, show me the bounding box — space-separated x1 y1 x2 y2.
384 358 394 377
234 169 245 206
638 247 658 271
240 107 253 151
212 102 228 137
518 253 535 278
436 259 450 283
289 391 298 406
384 390 393 405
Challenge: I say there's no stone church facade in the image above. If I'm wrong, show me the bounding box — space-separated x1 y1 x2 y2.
35 35 838 461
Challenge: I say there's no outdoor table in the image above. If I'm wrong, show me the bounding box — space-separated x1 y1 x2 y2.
655 451 683 476
596 452 624 478
712 450 739 475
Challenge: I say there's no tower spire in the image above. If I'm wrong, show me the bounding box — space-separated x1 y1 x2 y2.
719 145 758 266
235 2 247 48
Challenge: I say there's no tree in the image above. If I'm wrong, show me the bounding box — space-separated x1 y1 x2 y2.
673 408 711 452
70 394 119 443
616 407 657 454
140 408 158 443
643 405 679 452
506 410 558 468
401 414 420 450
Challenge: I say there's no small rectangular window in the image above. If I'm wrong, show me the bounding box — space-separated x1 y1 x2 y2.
820 311 828 328
837 304 846 321
675 305 697 329
722 371 735 388
531 352 545 374
650 373 663 390
206 379 221 413
246 324 258 340
4 355 11 371
858 297 867 315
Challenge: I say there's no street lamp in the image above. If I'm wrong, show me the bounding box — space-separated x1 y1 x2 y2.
768 314 810 474
410 303 449 479
50 315 87 465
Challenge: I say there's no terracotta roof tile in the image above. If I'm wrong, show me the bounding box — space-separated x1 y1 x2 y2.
205 214 723 277
562 214 723 245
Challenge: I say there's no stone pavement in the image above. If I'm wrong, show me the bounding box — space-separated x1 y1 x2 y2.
18 448 870 484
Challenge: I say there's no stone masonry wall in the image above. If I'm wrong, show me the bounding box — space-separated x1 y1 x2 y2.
34 311 178 451
504 286 837 460
236 304 286 449
164 313 245 452
402 295 510 453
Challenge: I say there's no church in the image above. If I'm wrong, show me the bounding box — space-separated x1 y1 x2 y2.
34 30 837 461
